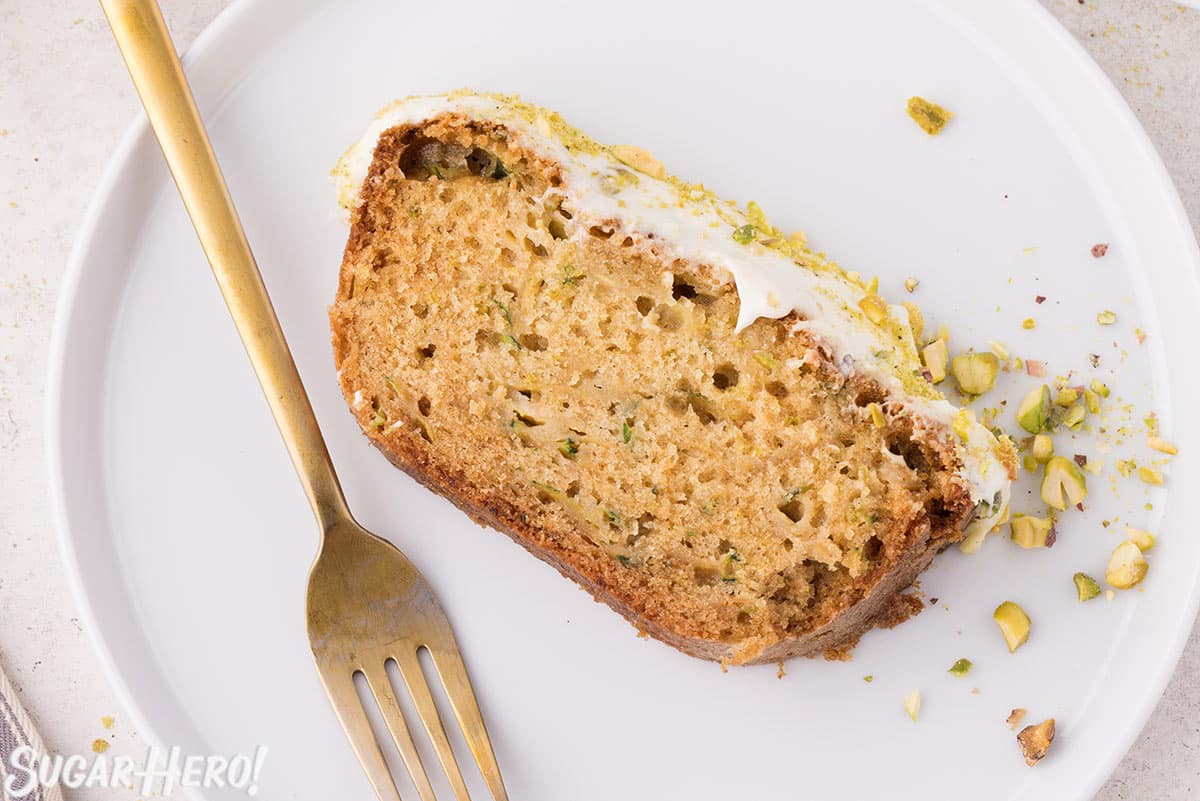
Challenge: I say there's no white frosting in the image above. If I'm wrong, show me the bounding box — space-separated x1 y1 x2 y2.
334 93 1013 538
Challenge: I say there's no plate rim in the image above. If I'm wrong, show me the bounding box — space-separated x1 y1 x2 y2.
45 1 1200 799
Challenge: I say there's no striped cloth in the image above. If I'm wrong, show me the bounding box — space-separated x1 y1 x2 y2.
0 657 62 801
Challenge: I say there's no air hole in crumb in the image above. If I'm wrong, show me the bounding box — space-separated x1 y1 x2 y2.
565 480 581 498
717 539 734 555
693 565 720 586
518 333 548 351
810 507 827 528
712 363 740 390
671 278 698 301
548 218 567 240
475 329 498 349
736 611 752 625
620 236 634 248
766 381 788 399
411 302 429 319
523 237 549 258
513 411 543 427
588 225 614 239
417 396 431 416
418 344 436 359
863 535 883 561
635 296 655 316
782 538 794 552
854 388 885 408
778 498 805 523
688 395 718 425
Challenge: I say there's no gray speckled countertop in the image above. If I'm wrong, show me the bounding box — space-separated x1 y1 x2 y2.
0 1 1196 798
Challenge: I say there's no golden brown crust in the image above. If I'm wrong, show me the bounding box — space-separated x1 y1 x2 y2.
330 114 975 664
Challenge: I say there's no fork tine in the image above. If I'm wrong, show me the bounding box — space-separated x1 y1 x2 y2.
393 650 474 801
320 672 404 801
423 643 510 801
361 663 440 801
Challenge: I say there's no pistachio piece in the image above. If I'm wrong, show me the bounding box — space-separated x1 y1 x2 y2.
1041 456 1087 511
1022 317 1036 330
1017 719 1056 767
903 690 921 722
1007 708 1028 730
1136 466 1164 486
921 339 949 384
902 301 925 344
866 402 887 429
1096 310 1118 326
858 294 889 325
1106 541 1149 589
994 601 1031 653
1022 454 1038 472
1148 436 1178 455
1010 515 1053 549
1090 378 1110 398
904 277 920 293
1085 389 1101 414
953 409 976 441
1073 572 1101 602
1054 387 1079 408
951 351 1000 395
1061 403 1086 431
1032 433 1054 463
1016 385 1051 434
906 96 952 135
610 144 667 179
948 658 973 677
1125 525 1156 551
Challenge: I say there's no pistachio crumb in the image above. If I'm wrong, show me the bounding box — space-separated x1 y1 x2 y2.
993 601 1031 653
1017 719 1056 766
1007 708 1028 730
1136 466 1164 486
906 96 952 135
92 739 110 754
1074 572 1102 601
1147 436 1178 455
1022 318 1037 330
904 277 920 293
903 689 921 721
1096 310 1118 326
1106 541 1149 589
948 658 973 677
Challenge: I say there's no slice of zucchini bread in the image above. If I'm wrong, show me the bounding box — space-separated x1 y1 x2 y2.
330 91 1016 665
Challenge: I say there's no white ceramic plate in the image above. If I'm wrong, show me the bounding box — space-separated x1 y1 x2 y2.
49 1 1200 799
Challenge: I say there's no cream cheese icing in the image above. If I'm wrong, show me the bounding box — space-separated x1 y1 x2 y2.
333 91 1013 543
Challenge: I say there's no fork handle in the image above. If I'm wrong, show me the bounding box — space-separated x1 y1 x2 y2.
101 0 351 534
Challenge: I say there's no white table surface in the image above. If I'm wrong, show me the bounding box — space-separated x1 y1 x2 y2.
0 0 1197 798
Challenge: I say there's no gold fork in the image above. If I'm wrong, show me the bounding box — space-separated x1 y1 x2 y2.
100 2 509 799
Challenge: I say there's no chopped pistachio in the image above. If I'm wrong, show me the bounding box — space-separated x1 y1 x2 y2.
906 96 952 135
858 294 889 325
1041 456 1087 511
558 437 579 458
1096 310 1118 326
1147 436 1178 455
1032 434 1054 463
1136 466 1164 486
1007 708 1028 730
622 419 633 444
953 409 976 441
951 352 1000 395
902 689 921 722
1125 525 1156 551
1061 403 1086 431
864 674 874 683
948 658 974 677
1022 318 1036 330
1106 541 1149 589
1090 378 1110 398
921 339 949 384
904 277 920 293
1073 572 1102 602
988 340 1010 360
1084 389 1101 414
732 224 756 244
610 144 667 179
1017 385 1052 434
752 351 777 370
1022 454 1039 472
866 402 887 429
1010 515 1053 549
994 601 1031 653
902 301 924 343
1054 388 1079 407
1017 719 1056 767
